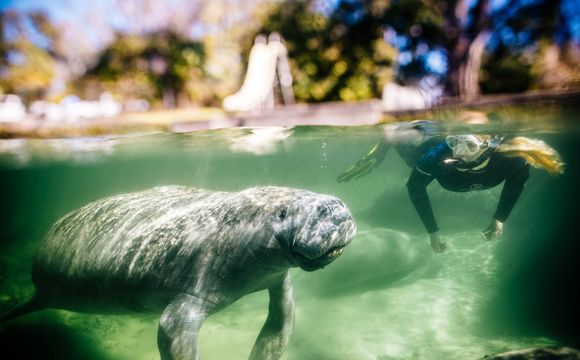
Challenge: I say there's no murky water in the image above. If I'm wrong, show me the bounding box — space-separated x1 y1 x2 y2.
0 112 579 359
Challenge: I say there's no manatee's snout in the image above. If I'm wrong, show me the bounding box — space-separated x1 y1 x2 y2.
291 197 356 272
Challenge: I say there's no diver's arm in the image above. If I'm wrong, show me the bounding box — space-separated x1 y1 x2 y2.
407 168 446 253
485 163 530 240
428 231 447 253
407 167 438 234
482 219 504 241
494 163 530 223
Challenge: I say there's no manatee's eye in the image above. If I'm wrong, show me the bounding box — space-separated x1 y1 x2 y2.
278 208 287 221
318 206 328 217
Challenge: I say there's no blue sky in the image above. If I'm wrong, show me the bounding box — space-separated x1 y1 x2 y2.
2 0 578 37
3 0 578 39
1 0 78 21
0 0 148 38
2 0 578 76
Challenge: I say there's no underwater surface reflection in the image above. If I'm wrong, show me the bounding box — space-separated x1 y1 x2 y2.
0 120 579 359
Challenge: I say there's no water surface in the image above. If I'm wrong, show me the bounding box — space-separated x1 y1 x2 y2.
0 116 579 359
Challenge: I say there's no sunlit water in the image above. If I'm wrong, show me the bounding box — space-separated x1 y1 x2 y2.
0 115 579 359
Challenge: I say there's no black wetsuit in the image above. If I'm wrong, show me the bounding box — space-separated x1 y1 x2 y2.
402 138 530 234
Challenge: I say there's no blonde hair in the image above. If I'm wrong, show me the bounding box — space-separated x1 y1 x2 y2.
496 136 565 175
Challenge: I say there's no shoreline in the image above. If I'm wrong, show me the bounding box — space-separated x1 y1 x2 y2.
1 89 578 139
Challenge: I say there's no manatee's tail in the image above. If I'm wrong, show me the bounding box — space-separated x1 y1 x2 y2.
0 292 46 324
337 140 391 183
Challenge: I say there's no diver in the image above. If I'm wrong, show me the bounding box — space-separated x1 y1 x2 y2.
338 123 565 253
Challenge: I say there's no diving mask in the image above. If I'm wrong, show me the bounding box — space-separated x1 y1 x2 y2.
445 135 488 162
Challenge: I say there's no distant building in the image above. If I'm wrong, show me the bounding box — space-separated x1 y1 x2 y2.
0 94 27 122
29 92 122 122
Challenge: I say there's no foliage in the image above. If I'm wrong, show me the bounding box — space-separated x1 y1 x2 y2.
480 46 533 94
380 0 447 82
254 0 395 102
360 0 578 97
1 0 578 106
80 31 207 107
480 0 579 94
0 10 57 101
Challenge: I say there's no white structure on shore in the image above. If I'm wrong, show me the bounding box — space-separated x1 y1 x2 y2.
381 78 442 112
29 92 122 122
0 94 26 122
223 33 295 113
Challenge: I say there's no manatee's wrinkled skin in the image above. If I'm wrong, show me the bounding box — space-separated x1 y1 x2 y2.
0 186 356 360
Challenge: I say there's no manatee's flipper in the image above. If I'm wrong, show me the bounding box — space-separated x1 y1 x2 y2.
157 293 210 360
337 141 391 183
249 271 295 360
0 292 46 324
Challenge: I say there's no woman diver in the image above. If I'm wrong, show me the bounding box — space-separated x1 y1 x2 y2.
338 123 565 253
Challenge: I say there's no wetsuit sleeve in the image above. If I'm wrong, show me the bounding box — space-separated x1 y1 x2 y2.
494 161 530 222
407 167 438 233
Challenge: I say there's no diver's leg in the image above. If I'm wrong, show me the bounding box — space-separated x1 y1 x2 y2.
395 143 421 168
396 135 447 168
157 293 210 360
337 141 391 182
249 271 295 360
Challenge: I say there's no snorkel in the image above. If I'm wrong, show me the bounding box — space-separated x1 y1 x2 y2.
444 135 502 169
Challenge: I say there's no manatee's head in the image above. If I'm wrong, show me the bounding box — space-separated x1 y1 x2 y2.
249 187 356 272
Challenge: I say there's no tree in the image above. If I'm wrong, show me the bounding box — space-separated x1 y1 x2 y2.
254 0 395 102
482 0 580 93
256 0 493 101
0 10 56 101
380 0 491 99
386 0 578 98
445 0 491 100
81 30 206 108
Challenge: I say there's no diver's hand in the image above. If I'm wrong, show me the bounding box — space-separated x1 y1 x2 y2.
429 232 447 253
481 219 504 241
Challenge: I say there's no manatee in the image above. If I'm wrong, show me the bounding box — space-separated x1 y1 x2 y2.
0 186 356 360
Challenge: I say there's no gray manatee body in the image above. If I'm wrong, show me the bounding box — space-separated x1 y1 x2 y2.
0 185 356 360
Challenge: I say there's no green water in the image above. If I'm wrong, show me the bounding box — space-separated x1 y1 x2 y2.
0 118 579 359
